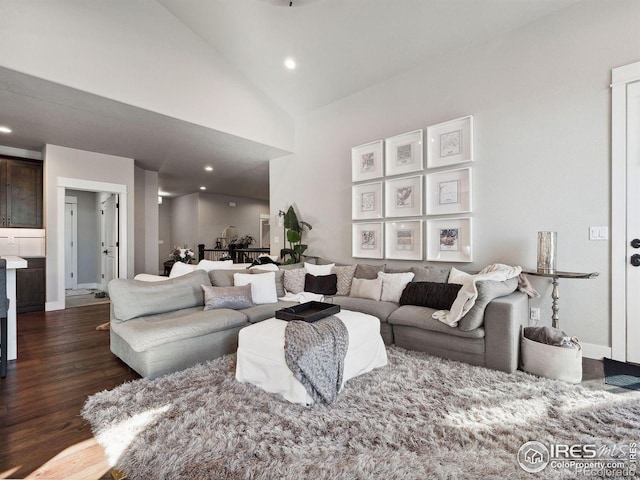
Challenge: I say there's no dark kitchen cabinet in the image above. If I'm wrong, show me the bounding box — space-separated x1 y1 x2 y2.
16 257 46 313
0 157 43 228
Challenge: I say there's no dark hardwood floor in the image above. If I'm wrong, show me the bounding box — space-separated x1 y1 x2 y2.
0 304 138 479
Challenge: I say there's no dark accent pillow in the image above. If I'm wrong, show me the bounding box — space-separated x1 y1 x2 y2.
304 273 338 295
399 282 462 310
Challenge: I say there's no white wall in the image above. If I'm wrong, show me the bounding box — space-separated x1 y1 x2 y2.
170 192 268 256
170 193 199 252
197 193 269 250
134 167 159 275
271 0 640 350
0 0 293 152
44 144 135 308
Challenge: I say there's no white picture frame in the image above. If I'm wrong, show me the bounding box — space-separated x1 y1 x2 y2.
385 220 423 261
426 217 473 262
352 140 384 182
385 175 423 218
385 129 423 176
352 222 384 259
426 116 473 168
426 167 472 215
352 182 383 220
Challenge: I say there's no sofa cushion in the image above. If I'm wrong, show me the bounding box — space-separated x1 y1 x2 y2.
333 265 357 296
202 284 253 310
332 296 398 323
458 277 519 331
110 306 249 352
284 268 306 294
378 271 415 303
209 269 239 287
304 273 338 295
388 305 485 339
234 272 278 304
410 266 451 283
448 267 471 285
252 269 285 297
196 259 234 272
305 262 334 275
399 282 462 310
109 270 209 321
279 258 316 270
349 277 382 301
354 264 385 279
240 300 299 323
169 262 197 278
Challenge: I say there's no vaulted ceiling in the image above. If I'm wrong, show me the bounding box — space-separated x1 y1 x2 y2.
0 0 579 200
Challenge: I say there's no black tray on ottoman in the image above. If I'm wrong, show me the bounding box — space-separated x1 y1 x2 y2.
275 301 340 323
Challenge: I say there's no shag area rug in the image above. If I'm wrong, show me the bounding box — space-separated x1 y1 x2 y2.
82 347 640 479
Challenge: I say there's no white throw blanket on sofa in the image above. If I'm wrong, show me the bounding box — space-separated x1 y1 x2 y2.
432 264 522 327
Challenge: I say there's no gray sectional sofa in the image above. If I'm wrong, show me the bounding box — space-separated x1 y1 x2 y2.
108 264 528 379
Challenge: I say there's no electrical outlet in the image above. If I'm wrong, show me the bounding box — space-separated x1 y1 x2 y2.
529 307 540 326
274 236 280 244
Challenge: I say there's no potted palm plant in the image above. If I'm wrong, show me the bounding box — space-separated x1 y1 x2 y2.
280 205 312 264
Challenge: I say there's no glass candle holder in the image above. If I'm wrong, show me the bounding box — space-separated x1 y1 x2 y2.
537 231 557 274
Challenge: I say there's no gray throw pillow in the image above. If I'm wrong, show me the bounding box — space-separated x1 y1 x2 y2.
354 264 386 279
458 277 519 331
410 266 451 283
333 265 357 295
349 277 383 301
284 268 306 293
202 284 253 310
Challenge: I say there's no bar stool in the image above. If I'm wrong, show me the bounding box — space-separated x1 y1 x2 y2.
1 259 8 378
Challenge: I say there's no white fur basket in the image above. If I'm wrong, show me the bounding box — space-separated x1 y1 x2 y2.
520 333 583 384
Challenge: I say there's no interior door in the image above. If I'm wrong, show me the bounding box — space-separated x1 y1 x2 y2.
626 80 640 363
101 194 119 291
64 199 78 290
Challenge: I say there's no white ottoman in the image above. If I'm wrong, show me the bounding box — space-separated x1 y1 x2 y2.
235 310 388 405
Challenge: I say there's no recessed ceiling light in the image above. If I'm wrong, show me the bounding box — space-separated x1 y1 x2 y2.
204 166 213 171
0 126 12 134
284 58 296 70
200 186 207 190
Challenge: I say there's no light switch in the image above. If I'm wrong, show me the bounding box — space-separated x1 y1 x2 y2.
274 236 280 244
589 226 608 240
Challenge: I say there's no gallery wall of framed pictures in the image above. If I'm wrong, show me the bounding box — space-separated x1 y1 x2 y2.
351 115 475 262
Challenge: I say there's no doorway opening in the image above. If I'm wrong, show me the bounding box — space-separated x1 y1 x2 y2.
64 190 119 309
52 178 128 311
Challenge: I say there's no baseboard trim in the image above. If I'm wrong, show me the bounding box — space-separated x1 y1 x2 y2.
77 283 101 290
45 301 64 312
581 342 612 360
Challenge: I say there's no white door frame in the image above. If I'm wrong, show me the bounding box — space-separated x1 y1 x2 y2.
611 60 640 361
52 178 128 311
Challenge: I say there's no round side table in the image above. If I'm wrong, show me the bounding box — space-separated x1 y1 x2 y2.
523 269 599 329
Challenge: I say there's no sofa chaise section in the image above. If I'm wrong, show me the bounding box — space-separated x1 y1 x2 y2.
388 291 528 373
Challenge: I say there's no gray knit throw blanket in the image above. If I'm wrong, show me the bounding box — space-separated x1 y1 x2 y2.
284 315 349 405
